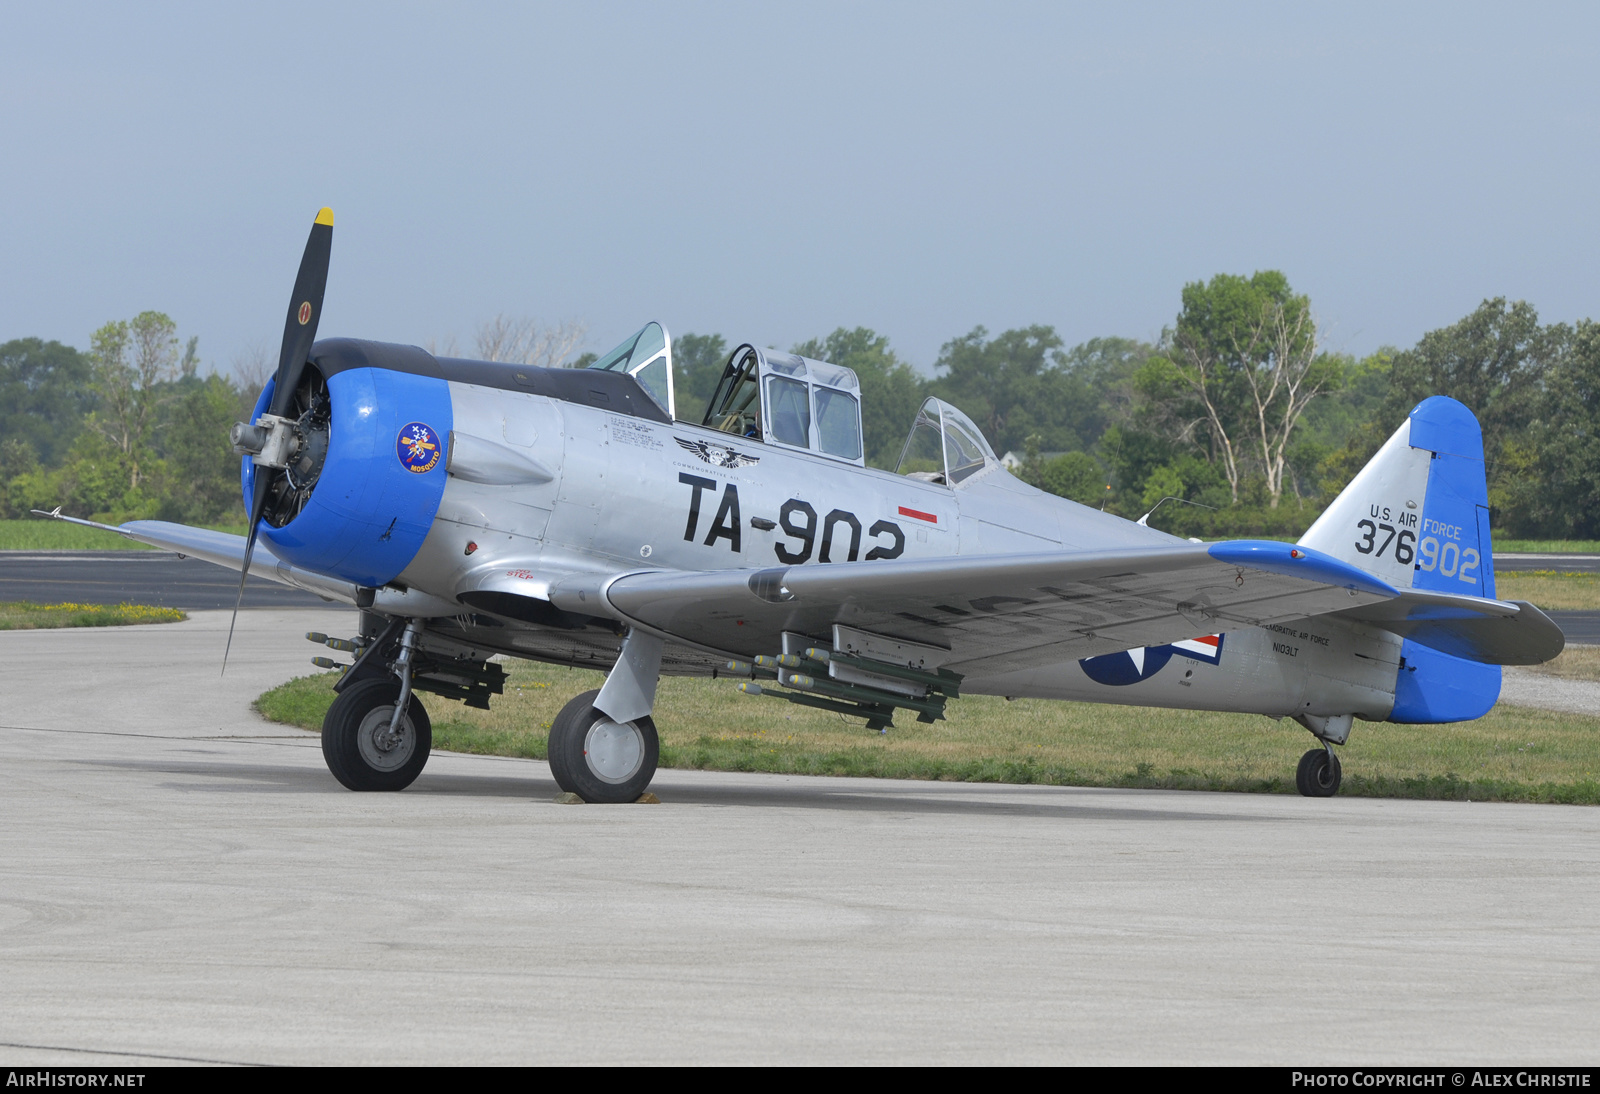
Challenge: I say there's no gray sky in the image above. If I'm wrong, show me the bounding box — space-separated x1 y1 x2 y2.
1 2 1595 376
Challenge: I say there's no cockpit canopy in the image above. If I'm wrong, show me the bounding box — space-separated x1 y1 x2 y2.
703 344 865 466
586 326 994 486
586 321 674 419
895 397 997 485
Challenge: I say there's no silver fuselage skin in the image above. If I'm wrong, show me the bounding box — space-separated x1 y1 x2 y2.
397 381 1401 722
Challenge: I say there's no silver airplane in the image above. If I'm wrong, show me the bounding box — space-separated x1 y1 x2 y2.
42 209 1565 802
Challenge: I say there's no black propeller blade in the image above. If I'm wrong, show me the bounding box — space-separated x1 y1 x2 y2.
223 207 334 673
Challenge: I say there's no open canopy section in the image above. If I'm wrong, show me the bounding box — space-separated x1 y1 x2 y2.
587 321 674 419
701 344 864 465
895 397 997 485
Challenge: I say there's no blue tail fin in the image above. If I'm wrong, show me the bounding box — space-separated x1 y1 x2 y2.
1300 396 1501 723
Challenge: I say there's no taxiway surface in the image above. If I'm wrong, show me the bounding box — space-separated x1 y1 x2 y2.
2 610 1597 1065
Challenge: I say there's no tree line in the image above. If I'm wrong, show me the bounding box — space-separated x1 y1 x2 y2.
3 276 1596 539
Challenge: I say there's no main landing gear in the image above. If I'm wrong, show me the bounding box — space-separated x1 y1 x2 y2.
1293 713 1351 798
1295 745 1342 797
546 629 666 803
314 615 667 802
547 689 660 803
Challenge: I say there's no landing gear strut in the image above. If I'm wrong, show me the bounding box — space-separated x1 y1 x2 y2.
321 618 432 791
322 676 432 791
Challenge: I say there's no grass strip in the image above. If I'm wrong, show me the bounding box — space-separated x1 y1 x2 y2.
1494 571 1600 611
0 600 187 629
1494 539 1600 554
257 661 1600 804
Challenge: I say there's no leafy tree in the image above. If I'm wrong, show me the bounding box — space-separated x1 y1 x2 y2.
0 338 94 466
1144 271 1339 507
672 333 729 421
1140 464 1185 512
0 438 41 518
791 327 923 468
45 430 153 522
157 373 248 524
1097 423 1179 516
1518 319 1600 537
1382 298 1553 478
88 312 188 490
930 326 1062 454
1036 451 1108 506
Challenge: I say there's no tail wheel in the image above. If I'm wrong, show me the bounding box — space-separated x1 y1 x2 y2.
322 677 432 791
1295 747 1342 798
547 689 659 803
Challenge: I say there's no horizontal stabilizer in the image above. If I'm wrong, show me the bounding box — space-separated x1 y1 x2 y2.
1332 588 1564 665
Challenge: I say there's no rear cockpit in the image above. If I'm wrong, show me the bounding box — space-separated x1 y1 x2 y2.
895 397 997 485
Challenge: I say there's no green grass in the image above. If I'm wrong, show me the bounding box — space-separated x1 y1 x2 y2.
0 518 250 550
1495 571 1600 610
1520 646 1600 682
0 600 187 629
257 662 1600 804
1494 539 1600 554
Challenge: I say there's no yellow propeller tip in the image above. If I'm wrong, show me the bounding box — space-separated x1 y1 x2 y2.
315 207 334 226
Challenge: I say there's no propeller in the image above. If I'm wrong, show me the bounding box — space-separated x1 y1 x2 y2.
222 207 334 673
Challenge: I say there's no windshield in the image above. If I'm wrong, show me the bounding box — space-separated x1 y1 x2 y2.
587 322 673 417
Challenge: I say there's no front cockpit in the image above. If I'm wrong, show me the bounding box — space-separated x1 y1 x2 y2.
701 345 865 466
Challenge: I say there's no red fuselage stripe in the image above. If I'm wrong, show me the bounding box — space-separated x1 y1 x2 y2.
898 506 937 523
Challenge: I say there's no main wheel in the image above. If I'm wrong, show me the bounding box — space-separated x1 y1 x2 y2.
1295 747 1342 797
322 677 432 791
547 690 659 803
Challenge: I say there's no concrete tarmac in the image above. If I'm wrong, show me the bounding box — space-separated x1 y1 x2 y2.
2 610 1598 1065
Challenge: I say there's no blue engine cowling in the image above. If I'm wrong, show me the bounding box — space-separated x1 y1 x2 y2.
242 363 452 587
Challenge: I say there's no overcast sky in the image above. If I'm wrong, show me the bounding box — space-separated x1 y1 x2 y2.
1 2 1595 376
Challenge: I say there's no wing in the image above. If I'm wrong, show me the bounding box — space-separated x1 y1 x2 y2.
32 511 454 616
546 540 1399 676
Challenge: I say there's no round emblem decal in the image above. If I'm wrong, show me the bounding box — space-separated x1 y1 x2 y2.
1079 645 1174 687
297 301 312 325
397 422 442 473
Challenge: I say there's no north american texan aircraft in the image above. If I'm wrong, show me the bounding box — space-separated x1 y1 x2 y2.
41 209 1565 802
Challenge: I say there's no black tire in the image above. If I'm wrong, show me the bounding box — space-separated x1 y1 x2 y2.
321 677 432 791
1295 747 1342 798
547 693 658 804
547 689 599 794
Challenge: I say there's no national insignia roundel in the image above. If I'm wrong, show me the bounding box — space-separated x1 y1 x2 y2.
397 422 443 473
1078 634 1224 686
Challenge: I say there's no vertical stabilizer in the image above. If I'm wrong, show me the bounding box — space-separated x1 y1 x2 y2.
1300 396 1500 723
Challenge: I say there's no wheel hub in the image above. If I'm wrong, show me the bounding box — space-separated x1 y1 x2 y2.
357 705 415 772
584 718 645 784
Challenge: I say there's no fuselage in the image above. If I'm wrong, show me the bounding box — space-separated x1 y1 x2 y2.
368 369 1403 724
